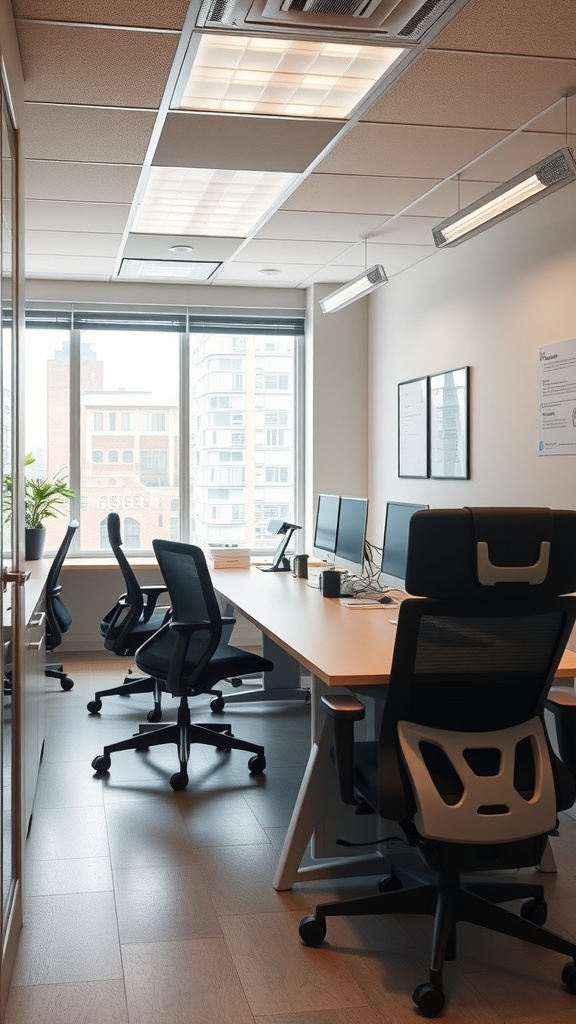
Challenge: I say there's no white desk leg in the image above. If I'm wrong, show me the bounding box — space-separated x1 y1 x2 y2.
537 837 557 873
273 676 386 891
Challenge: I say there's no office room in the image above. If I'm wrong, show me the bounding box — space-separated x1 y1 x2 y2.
2 0 576 1021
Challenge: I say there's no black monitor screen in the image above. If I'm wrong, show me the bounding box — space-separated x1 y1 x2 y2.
314 494 340 556
335 497 368 574
380 501 428 585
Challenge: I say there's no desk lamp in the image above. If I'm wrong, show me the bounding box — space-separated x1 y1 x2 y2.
260 519 301 572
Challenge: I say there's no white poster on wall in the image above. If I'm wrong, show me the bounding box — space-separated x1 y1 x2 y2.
538 338 576 456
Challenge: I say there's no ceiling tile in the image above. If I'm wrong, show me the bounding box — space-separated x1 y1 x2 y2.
333 241 437 274
25 160 140 203
25 254 116 277
123 233 241 261
370 216 443 245
17 23 178 107
153 112 343 172
26 200 131 233
281 174 443 216
365 51 576 131
459 130 576 181
214 263 319 284
256 211 385 242
237 238 352 263
317 123 507 180
432 0 576 59
13 0 190 30
25 230 122 257
23 105 156 163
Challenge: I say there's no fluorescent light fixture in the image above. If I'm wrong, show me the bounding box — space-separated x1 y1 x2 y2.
433 147 576 248
177 35 405 118
118 258 220 281
133 166 298 237
320 264 387 313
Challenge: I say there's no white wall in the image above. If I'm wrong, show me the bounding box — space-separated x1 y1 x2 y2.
368 182 576 547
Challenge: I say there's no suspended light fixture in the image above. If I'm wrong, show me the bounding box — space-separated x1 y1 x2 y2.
320 240 387 313
433 147 576 248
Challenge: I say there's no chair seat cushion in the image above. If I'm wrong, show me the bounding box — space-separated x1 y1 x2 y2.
136 634 273 692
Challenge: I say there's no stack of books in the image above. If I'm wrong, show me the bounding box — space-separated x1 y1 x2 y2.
205 547 250 570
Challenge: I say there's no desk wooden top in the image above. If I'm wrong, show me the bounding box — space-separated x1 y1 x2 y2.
212 567 576 688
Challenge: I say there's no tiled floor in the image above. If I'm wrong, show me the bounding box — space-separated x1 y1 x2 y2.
6 651 576 1023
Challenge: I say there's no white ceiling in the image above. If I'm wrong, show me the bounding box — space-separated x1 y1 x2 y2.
15 0 576 289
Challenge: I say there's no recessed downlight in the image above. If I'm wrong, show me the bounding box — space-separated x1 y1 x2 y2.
169 244 194 253
259 267 281 276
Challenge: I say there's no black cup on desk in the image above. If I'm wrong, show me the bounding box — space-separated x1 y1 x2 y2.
292 553 309 579
319 569 343 598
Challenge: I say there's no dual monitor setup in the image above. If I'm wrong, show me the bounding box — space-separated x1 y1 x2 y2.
314 494 428 590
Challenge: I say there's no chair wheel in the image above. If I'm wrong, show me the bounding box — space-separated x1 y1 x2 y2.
147 708 162 723
299 915 327 946
92 754 111 774
521 897 547 925
60 676 74 691
248 754 266 775
230 677 243 688
377 874 403 893
562 962 576 993
87 699 102 715
210 696 225 713
170 771 189 791
412 983 445 1017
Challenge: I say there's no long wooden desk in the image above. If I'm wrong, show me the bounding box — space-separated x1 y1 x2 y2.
213 568 576 889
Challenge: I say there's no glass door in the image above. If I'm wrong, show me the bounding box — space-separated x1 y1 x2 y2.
1 65 24 1003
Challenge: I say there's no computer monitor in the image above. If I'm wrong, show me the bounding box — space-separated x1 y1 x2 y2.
335 496 368 575
313 494 340 561
379 501 428 589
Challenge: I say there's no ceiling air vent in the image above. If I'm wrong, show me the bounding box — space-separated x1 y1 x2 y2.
196 0 468 45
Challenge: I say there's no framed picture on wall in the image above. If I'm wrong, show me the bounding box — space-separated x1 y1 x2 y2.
398 376 429 478
429 366 470 479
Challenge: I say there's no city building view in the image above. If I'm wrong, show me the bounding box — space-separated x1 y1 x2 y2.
25 325 297 554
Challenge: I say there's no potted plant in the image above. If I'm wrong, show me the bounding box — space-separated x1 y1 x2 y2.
4 453 75 560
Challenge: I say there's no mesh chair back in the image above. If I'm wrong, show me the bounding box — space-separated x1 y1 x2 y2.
136 540 223 696
375 508 576 843
45 519 79 650
101 512 145 653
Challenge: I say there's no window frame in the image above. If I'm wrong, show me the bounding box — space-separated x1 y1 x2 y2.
29 304 304 556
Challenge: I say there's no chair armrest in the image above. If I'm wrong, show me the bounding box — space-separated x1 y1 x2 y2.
321 695 365 807
141 585 169 621
221 616 236 626
169 620 214 635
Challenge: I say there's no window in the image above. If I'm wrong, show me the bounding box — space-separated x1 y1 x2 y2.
144 412 166 431
25 308 302 554
99 517 109 550
141 449 168 487
124 517 140 548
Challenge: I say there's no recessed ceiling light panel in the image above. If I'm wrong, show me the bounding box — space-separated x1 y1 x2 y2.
133 167 298 237
118 258 221 281
177 35 405 118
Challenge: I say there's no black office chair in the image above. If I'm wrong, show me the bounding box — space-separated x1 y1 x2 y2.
45 519 79 690
87 512 171 721
299 507 576 1017
91 539 271 791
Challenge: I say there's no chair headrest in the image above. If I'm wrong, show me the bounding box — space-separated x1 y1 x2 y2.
405 507 576 600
